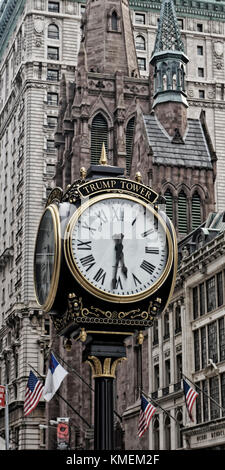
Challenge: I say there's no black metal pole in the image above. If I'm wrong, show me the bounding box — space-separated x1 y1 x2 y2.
94 376 114 450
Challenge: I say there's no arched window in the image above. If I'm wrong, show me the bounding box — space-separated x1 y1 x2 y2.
111 11 118 31
165 415 171 450
135 35 146 50
191 192 201 230
126 117 135 175
91 113 108 164
153 416 160 450
48 23 59 40
176 409 183 448
164 189 173 221
178 191 187 234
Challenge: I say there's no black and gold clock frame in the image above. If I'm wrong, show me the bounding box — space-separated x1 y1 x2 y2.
33 164 177 339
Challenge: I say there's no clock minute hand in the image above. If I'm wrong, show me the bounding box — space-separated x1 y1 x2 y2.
112 234 127 289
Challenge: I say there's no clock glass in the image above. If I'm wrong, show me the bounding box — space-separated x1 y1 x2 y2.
65 194 173 303
34 205 60 310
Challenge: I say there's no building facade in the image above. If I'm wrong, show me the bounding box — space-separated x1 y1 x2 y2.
0 0 225 451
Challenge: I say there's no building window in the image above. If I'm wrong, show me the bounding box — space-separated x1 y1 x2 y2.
206 277 216 312
194 330 200 371
201 326 207 369
153 319 159 345
178 191 187 234
198 67 204 78
165 359 171 387
47 69 59 81
208 321 218 363
153 416 160 450
47 140 55 151
163 311 170 339
197 45 203 55
210 376 220 419
197 23 203 32
126 117 135 175
47 46 59 60
111 11 118 31
199 90 205 99
165 415 171 450
48 1 59 13
47 116 57 128
47 92 58 106
91 113 108 165
164 189 173 222
177 19 183 29
137 57 146 71
199 283 205 316
191 192 201 230
154 364 160 391
48 24 59 40
135 35 146 51
176 354 182 383
175 305 182 333
217 272 223 307
219 318 225 362
135 13 145 24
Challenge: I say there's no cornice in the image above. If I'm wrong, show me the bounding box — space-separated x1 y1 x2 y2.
129 0 225 21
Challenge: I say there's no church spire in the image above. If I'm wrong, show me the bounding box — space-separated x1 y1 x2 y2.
150 0 189 138
81 0 139 77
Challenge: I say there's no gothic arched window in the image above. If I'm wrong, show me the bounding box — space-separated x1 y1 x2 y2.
91 113 108 164
135 35 146 50
153 416 160 450
126 117 135 174
48 23 59 40
111 11 118 31
164 189 173 222
178 190 187 234
191 192 201 230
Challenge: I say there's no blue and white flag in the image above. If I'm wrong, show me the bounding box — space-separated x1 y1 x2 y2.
43 352 68 402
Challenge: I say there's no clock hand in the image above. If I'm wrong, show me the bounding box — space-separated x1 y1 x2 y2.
112 234 127 289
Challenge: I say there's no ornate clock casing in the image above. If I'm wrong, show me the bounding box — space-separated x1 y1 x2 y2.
33 167 177 338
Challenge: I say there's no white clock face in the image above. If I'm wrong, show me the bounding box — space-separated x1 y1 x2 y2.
66 195 171 302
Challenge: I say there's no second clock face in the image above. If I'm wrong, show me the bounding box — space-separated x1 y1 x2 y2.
65 194 172 303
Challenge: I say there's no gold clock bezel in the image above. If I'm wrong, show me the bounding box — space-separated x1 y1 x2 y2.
34 204 61 312
64 193 173 304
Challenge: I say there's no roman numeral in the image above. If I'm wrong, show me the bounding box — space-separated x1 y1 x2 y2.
132 273 142 287
112 276 123 290
141 228 154 238
77 240 92 250
80 254 96 271
140 260 155 275
93 268 106 285
112 206 124 221
95 210 108 223
145 247 159 254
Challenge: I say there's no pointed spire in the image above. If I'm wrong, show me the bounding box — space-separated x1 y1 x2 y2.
153 0 184 54
99 143 108 166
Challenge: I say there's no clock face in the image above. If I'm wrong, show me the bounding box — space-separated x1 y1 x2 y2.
34 205 61 311
65 194 172 303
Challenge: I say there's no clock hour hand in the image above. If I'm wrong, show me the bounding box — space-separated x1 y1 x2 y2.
112 234 127 289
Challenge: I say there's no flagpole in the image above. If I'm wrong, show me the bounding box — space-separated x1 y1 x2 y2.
182 373 225 415
5 384 9 450
53 351 123 422
141 388 180 425
27 363 92 429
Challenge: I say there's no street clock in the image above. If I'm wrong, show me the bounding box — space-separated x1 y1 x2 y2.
64 193 173 304
33 165 177 338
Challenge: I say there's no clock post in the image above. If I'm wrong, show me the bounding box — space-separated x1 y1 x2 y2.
33 146 177 450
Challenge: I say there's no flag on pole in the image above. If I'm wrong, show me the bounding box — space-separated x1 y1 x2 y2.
183 378 199 422
138 395 157 438
43 352 68 402
24 371 44 416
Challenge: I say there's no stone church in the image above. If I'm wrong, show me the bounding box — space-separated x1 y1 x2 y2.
49 0 217 449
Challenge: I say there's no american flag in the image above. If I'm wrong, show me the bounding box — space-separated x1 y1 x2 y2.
183 378 198 422
24 371 44 416
138 395 157 438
